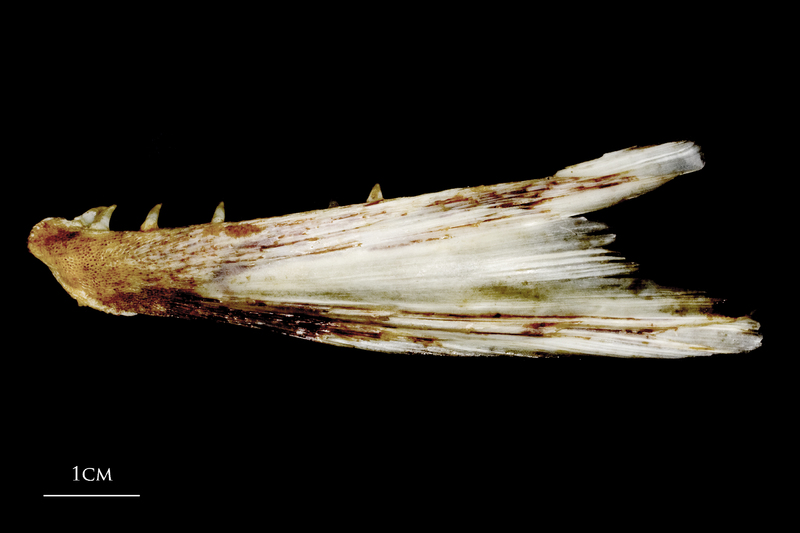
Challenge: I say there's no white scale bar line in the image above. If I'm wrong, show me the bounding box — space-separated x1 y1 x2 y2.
43 494 140 497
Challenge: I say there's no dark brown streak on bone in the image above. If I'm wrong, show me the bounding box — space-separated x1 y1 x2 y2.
124 292 707 349
201 223 263 238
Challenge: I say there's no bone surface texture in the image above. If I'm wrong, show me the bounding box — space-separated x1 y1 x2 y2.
27 142 761 358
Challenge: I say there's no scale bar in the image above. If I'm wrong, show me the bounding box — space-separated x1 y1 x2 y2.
43 494 140 497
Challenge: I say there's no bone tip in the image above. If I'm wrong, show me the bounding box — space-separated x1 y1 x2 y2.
88 205 116 230
77 206 105 227
140 203 162 231
366 183 383 203
211 201 225 223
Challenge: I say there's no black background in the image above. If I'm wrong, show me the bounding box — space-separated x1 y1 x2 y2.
20 18 786 520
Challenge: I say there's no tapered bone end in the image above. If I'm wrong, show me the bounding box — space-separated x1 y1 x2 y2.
82 205 116 230
140 204 162 231
554 141 704 180
76 206 106 227
211 202 225 223
366 183 383 203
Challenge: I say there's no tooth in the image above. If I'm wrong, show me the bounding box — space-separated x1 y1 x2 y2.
28 141 763 359
76 207 106 227
89 205 117 230
366 183 383 203
211 202 225 223
140 204 162 231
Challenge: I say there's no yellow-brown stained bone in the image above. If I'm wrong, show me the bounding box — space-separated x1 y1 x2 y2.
140 204 162 231
366 183 383 203
211 202 225 223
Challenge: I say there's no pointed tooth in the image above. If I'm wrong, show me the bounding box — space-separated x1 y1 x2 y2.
76 206 106 227
211 202 225 223
89 205 116 230
366 183 383 203
140 203 162 231
328 200 339 208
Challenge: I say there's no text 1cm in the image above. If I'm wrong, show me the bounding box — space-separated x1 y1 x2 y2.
72 466 112 482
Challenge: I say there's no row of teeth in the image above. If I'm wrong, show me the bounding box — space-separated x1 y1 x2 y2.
75 202 226 231
74 184 385 231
